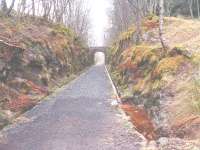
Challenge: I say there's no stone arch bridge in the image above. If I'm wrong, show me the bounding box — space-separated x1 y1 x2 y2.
90 47 107 65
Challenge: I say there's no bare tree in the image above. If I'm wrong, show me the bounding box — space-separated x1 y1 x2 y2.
197 0 200 18
159 0 167 50
1 0 8 13
17 0 27 17
188 0 194 18
0 0 90 44
6 0 15 16
106 0 134 44
31 0 35 17
128 0 141 45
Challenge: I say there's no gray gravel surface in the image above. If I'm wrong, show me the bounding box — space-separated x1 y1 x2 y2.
0 65 144 150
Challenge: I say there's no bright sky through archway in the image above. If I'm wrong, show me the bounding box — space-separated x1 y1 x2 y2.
87 0 112 46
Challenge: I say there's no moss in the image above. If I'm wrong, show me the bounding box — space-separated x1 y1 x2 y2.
111 70 124 86
53 24 74 37
111 43 120 54
0 113 9 130
133 73 152 94
73 37 87 48
121 87 132 98
153 56 185 78
119 25 136 42
190 79 200 113
144 97 160 109
151 79 165 91
142 15 159 31
191 52 200 65
169 46 193 59
131 45 161 67
133 79 146 94
147 14 159 20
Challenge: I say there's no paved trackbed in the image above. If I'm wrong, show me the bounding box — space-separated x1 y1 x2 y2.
0 65 143 150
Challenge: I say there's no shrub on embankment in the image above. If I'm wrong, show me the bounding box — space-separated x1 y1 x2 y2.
0 16 92 129
108 16 200 140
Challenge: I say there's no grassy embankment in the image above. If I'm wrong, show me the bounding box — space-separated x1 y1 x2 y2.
108 16 200 140
0 15 92 129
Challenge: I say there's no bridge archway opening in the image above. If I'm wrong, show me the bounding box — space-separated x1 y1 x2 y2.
94 51 105 66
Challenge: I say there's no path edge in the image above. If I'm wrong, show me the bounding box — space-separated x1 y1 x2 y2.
104 65 147 142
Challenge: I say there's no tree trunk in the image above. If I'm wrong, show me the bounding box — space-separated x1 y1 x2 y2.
189 0 194 18
32 0 35 17
6 0 15 16
135 0 141 45
197 0 200 18
159 0 166 50
1 0 8 13
128 0 141 45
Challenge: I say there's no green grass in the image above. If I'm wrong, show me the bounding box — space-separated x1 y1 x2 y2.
191 79 200 113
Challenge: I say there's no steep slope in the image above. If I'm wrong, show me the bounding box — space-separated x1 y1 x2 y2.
0 16 91 129
108 16 200 148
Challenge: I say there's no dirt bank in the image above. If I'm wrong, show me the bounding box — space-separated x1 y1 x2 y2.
0 16 91 129
108 16 200 149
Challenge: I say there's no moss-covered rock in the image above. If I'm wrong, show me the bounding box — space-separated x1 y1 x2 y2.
0 16 92 127
153 56 186 79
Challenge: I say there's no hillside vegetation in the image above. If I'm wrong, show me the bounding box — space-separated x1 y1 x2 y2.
108 16 200 146
0 16 91 129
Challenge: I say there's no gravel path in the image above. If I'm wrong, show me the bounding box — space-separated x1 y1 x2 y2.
0 65 144 150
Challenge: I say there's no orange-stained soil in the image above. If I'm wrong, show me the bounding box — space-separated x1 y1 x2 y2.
120 103 157 140
171 115 200 139
6 95 35 112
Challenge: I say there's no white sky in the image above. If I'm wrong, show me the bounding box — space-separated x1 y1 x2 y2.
87 0 112 46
